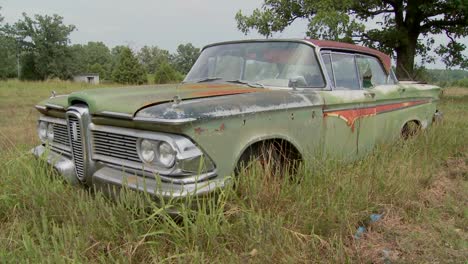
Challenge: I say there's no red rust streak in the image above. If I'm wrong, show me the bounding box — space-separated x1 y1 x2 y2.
194 127 205 135
324 100 429 130
215 123 225 132
375 100 428 113
182 84 237 89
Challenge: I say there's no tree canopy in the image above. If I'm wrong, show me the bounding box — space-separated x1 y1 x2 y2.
236 0 468 80
0 7 200 84
137 45 171 74
0 8 17 79
171 43 200 74
70 42 112 79
111 47 147 85
13 13 76 80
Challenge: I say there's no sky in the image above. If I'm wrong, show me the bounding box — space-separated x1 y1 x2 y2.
0 0 466 69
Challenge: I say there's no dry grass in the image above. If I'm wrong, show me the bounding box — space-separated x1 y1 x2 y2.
443 86 468 96
350 154 468 263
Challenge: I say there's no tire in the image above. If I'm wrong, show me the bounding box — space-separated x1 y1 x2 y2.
235 141 300 177
401 121 421 140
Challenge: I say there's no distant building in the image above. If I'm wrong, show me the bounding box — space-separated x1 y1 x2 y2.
73 73 100 84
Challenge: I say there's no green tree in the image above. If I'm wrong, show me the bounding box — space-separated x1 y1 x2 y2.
88 63 107 81
153 61 183 84
111 47 147 85
171 43 200 74
13 13 76 80
137 45 171 74
70 42 112 79
110 45 127 69
236 0 468 80
0 7 17 79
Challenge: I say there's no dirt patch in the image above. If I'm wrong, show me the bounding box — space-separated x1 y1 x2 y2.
349 155 468 263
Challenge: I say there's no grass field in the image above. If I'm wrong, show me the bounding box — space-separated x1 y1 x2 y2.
0 80 467 263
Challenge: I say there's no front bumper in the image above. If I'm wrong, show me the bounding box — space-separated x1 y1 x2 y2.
32 145 226 199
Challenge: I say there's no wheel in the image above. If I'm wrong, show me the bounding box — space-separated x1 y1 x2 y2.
401 121 421 140
235 141 300 178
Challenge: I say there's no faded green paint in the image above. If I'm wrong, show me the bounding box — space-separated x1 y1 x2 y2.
36 82 440 178
38 83 264 116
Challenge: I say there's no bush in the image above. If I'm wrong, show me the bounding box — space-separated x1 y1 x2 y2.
153 62 183 84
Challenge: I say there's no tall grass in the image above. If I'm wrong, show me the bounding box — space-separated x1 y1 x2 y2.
0 83 466 262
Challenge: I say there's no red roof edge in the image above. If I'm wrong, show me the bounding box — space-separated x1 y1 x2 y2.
306 39 392 74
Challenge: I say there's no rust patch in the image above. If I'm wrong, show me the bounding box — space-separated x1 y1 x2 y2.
324 108 376 132
181 83 238 89
194 127 205 135
215 123 225 132
126 175 138 185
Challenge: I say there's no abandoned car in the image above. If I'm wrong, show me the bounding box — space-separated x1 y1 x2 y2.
33 39 442 198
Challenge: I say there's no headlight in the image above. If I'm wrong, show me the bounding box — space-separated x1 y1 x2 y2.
37 121 48 142
139 139 156 164
157 142 176 168
46 123 54 141
138 139 176 168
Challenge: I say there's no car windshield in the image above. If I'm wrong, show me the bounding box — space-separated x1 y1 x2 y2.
184 42 325 88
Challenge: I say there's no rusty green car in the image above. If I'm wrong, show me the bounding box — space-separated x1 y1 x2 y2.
32 39 442 199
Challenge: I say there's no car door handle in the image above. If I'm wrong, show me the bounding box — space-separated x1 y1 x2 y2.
364 92 375 98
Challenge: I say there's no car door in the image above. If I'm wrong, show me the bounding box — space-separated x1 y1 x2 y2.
355 55 402 143
319 51 376 159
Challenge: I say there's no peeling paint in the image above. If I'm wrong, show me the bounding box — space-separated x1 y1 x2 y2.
324 99 430 130
136 90 323 122
194 127 205 135
214 123 225 132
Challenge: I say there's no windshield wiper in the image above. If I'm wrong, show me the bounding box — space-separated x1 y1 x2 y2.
226 79 265 88
193 77 223 83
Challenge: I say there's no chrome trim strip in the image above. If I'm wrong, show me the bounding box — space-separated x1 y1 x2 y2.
322 98 432 113
202 38 318 51
98 111 134 120
35 105 47 111
93 166 224 198
45 103 65 110
100 160 217 184
133 116 197 124
377 103 430 115
39 115 67 125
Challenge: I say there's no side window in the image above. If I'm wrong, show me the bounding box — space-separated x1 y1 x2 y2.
321 53 335 87
356 56 387 88
331 53 360 90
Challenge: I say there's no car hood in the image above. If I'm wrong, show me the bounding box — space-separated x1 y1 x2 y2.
38 83 265 116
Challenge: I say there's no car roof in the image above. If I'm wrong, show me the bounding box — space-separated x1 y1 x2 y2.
306 39 391 74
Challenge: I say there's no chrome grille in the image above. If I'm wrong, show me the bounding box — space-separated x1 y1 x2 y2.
52 123 70 146
93 130 140 163
48 122 72 156
68 115 85 180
